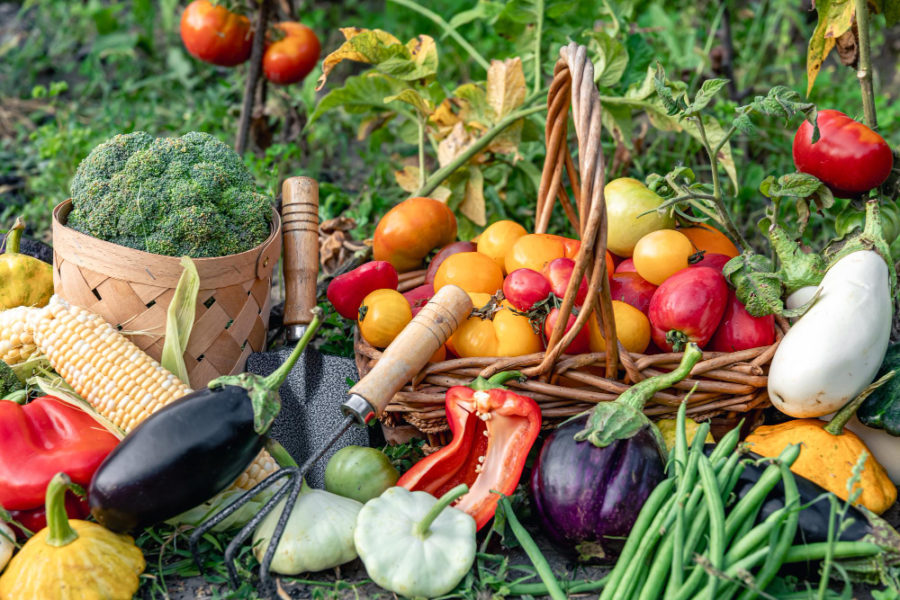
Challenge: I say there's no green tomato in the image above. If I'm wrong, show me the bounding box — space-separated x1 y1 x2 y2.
605 177 675 257
325 446 399 503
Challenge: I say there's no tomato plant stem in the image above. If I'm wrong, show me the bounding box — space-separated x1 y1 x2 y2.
532 0 544 95
854 0 877 129
417 116 426 189
387 0 490 72
236 0 270 155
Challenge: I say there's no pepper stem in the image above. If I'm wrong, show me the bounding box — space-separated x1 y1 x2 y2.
4 218 24 255
45 472 78 547
468 371 524 391
261 307 324 391
826 371 895 435
414 483 469 538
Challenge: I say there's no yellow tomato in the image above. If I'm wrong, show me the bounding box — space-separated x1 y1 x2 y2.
358 289 412 348
633 229 694 285
434 252 503 294
448 293 542 357
477 220 527 273
588 300 652 354
506 234 569 273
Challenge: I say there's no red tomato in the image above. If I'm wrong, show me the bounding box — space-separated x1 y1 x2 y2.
403 283 434 317
263 22 321 84
425 241 477 286
543 258 588 306
648 267 728 351
610 272 657 315
708 290 775 352
503 269 552 312
793 109 893 197
180 0 253 66
690 253 731 272
616 257 636 273
545 308 590 354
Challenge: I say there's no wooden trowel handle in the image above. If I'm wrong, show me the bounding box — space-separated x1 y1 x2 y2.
349 285 473 418
281 177 319 328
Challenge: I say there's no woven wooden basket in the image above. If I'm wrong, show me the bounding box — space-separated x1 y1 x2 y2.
52 199 282 389
356 43 784 448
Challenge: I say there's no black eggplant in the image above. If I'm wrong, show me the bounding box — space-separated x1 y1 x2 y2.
88 311 322 532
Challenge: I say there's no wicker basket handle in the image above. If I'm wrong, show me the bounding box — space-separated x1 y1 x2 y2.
526 43 619 379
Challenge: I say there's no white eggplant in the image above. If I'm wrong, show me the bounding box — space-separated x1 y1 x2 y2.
768 250 891 418
0 521 12 573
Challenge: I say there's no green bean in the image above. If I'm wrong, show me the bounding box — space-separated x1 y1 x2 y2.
697 453 725 600
736 461 800 600
640 524 676 600
682 452 743 565
673 400 689 479
723 444 800 543
723 504 790 566
782 541 882 563
507 576 609 595
716 546 773 599
708 419 743 463
599 478 676 600
613 493 680 599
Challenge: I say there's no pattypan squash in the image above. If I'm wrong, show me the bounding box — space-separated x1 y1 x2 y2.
355 484 475 598
253 488 362 575
0 521 12 574
0 218 53 311
0 472 145 600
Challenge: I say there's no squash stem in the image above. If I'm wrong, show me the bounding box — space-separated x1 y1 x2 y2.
414 484 469 538
825 371 896 435
45 473 79 547
261 308 324 391
4 218 24 255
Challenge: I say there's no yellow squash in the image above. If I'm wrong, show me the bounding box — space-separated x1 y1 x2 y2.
0 218 53 310
746 412 897 515
0 473 145 600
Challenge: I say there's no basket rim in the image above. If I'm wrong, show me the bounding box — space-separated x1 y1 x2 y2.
53 199 282 289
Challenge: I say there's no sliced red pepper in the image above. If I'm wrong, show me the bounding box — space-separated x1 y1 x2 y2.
0 395 119 511
397 372 541 530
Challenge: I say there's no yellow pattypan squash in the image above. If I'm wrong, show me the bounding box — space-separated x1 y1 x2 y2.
0 473 145 600
656 416 714 453
0 218 53 310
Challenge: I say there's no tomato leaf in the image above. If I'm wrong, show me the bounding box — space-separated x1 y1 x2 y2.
486 58 526 155
377 35 439 81
583 31 629 88
871 0 900 25
316 28 405 90
684 78 729 117
309 73 405 125
806 0 855 96
760 173 834 234
437 121 476 167
384 89 435 117
461 166 487 226
722 253 786 318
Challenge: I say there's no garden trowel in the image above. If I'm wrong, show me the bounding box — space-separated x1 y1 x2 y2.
246 176 367 488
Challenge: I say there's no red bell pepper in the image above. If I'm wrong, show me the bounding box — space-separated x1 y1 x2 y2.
397 372 541 530
0 396 119 514
326 261 399 320
7 493 90 539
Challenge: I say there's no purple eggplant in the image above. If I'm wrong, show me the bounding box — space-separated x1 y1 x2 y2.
530 344 703 562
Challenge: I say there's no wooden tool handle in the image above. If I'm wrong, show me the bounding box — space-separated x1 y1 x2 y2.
281 177 319 327
350 285 473 417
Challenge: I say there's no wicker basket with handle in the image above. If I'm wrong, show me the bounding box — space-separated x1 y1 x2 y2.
355 43 784 448
52 199 282 389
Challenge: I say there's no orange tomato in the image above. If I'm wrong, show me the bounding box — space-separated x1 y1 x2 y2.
448 293 542 357
434 252 503 294
373 197 457 272
477 220 527 273
358 289 412 348
679 224 739 258
429 344 447 363
633 229 694 285
588 300 652 353
505 234 580 273
604 251 615 280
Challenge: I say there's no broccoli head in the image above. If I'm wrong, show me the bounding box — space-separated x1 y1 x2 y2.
0 360 23 398
68 131 272 258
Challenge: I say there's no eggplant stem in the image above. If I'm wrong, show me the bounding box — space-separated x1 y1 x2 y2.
825 370 895 435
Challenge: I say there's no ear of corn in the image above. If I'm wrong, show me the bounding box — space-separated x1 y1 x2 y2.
0 307 40 366
30 296 278 490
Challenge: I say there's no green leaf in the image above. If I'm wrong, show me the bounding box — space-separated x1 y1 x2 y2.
454 82 494 126
760 173 825 199
376 35 439 81
309 74 405 125
722 253 786 318
601 103 634 151
684 78 729 117
653 63 683 116
583 31 628 88
448 0 504 30
161 257 199 385
384 89 435 117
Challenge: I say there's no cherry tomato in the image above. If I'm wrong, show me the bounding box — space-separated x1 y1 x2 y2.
610 272 657 315
374 197 457 272
648 267 728 351
708 290 775 352
429 344 447 362
689 252 731 272
545 308 590 354
434 252 503 294
263 21 321 85
543 258 587 305
679 224 739 258
505 234 579 273
358 289 412 348
180 0 253 67
425 241 477 286
449 293 541 357
605 177 675 257
633 229 694 285
615 258 636 273
588 300 652 354
503 268 552 312
793 109 893 197
403 283 433 317
477 220 528 273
